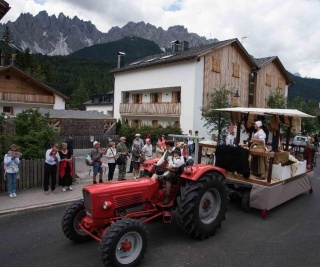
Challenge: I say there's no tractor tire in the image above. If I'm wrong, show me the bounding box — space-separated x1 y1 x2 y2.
100 218 148 267
241 190 251 213
61 199 92 243
176 171 228 239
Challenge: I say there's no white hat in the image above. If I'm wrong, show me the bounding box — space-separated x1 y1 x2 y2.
135 133 141 137
255 121 262 127
93 141 99 146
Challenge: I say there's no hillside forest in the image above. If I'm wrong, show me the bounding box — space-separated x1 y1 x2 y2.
1 26 320 113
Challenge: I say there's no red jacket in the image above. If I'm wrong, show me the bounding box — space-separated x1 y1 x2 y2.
59 160 74 178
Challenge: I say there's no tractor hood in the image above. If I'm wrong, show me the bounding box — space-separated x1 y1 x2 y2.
82 178 159 219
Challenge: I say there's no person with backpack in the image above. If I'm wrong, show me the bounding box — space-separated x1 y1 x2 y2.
91 141 104 184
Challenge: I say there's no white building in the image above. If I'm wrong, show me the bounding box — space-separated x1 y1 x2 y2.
110 39 292 140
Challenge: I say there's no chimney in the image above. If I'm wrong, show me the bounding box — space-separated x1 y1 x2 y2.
117 52 126 68
170 40 180 53
181 41 189 51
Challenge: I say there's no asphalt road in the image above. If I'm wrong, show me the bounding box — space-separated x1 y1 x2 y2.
1 170 320 267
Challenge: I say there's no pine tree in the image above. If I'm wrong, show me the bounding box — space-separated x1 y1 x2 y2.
1 25 14 65
68 79 90 110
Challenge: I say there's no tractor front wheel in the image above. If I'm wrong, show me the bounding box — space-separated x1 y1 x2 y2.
61 199 92 243
100 218 148 267
177 172 228 239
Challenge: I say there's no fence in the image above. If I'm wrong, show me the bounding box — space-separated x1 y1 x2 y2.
0 159 76 193
60 134 119 149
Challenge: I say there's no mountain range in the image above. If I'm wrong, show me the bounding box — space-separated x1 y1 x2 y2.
0 11 215 56
1 11 319 104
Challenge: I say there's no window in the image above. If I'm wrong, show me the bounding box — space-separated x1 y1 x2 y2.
132 93 142 104
131 119 142 128
172 91 181 103
5 75 10 80
266 74 271 86
152 120 158 127
232 64 240 78
212 57 221 73
3 106 13 115
123 92 129 103
248 72 256 106
278 78 285 89
150 92 162 103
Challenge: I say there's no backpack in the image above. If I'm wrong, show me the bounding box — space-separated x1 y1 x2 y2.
85 154 94 166
115 155 126 165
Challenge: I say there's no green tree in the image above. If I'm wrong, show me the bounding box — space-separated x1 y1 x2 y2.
68 79 90 110
14 109 58 159
267 88 287 108
288 96 319 134
201 86 230 140
1 25 14 65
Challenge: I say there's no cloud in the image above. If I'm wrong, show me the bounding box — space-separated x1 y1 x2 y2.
3 0 320 78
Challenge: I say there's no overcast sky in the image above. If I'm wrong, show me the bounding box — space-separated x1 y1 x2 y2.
3 0 320 79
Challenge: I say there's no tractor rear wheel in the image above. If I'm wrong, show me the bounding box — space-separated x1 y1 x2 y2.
176 171 228 239
61 199 92 243
100 218 148 267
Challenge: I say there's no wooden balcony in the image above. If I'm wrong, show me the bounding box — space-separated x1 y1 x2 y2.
120 103 181 115
0 92 54 104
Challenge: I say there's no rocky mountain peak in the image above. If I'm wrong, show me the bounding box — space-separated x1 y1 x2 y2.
0 11 215 55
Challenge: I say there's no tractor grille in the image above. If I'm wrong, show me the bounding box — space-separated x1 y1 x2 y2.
114 193 144 208
83 189 92 214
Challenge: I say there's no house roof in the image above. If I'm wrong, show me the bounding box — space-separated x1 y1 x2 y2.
84 92 114 106
0 0 10 21
253 56 293 84
0 66 68 100
110 38 259 74
39 108 114 120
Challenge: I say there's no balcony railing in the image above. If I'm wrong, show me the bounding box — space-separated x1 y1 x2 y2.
120 103 181 115
0 92 54 104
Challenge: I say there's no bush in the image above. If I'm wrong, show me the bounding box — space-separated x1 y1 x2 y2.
116 123 182 147
13 109 59 159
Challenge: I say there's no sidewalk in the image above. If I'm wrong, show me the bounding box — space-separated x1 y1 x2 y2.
0 149 134 216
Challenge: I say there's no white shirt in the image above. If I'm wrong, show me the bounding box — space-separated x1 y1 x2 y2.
45 148 61 165
142 144 153 157
105 147 117 164
253 129 266 142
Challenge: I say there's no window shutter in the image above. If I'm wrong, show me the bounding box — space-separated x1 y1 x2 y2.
233 64 240 78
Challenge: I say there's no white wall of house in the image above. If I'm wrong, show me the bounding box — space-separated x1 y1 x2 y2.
113 58 211 139
53 95 66 109
86 105 113 117
0 94 65 116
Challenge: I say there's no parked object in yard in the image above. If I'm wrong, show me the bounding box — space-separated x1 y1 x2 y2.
61 135 228 267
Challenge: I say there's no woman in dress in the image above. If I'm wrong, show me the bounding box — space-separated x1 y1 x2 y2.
105 141 116 181
250 121 268 179
4 144 21 198
58 142 73 191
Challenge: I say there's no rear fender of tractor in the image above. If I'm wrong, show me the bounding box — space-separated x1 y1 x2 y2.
181 164 226 181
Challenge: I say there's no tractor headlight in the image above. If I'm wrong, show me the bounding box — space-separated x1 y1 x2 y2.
102 201 108 210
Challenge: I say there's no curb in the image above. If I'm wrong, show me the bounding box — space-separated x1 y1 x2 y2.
0 197 81 216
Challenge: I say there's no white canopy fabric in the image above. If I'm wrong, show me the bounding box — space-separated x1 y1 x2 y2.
214 107 315 118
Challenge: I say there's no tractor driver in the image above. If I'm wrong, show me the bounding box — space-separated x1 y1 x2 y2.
151 141 185 204
151 140 175 181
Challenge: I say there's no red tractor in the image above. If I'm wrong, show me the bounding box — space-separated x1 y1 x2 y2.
61 158 228 267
